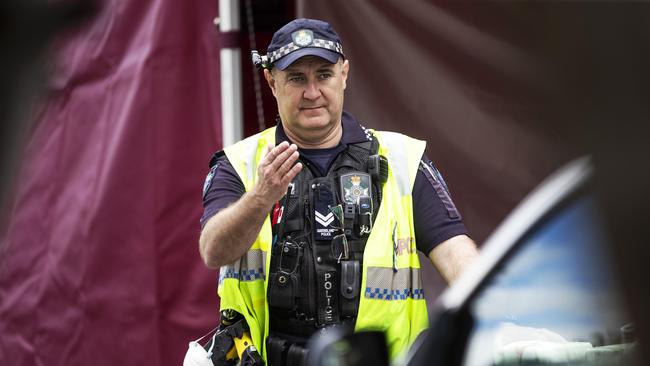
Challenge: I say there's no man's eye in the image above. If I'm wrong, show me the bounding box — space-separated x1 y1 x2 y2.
319 73 333 80
288 76 304 83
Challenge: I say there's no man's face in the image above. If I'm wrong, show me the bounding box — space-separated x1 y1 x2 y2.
264 56 349 139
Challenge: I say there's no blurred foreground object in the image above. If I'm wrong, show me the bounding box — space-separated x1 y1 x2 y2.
0 0 95 221
1 0 223 365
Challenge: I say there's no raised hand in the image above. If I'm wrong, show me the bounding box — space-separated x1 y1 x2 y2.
251 141 303 206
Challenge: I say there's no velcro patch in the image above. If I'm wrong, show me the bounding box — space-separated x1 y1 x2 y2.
202 164 218 200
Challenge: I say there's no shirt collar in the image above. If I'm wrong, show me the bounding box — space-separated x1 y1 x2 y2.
275 110 372 147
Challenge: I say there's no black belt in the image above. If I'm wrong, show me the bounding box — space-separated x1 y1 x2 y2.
266 332 309 366
269 314 357 338
266 322 358 366
269 314 319 338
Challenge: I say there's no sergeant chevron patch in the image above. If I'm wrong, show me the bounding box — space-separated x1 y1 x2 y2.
315 210 335 226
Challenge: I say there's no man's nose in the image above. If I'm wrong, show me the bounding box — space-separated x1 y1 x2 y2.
302 80 321 100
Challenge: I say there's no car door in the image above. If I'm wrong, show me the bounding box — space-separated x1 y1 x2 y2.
407 158 638 366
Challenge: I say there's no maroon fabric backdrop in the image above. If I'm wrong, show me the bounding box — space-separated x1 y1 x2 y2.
0 1 222 365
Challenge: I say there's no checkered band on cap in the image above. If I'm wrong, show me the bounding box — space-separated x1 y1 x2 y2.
268 39 344 64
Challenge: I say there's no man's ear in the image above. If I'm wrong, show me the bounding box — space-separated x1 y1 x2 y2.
341 59 350 90
264 69 277 97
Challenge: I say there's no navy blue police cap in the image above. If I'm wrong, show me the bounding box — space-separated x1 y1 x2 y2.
267 18 345 70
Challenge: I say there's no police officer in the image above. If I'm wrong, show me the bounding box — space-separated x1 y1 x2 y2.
199 18 478 365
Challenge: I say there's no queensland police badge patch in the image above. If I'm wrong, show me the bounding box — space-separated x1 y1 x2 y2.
340 173 371 205
292 29 314 47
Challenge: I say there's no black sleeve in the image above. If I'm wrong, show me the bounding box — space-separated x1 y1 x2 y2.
199 156 245 228
413 155 469 256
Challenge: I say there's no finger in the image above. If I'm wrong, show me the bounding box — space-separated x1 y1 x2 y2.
277 150 300 176
268 143 297 172
262 141 289 166
282 162 303 185
260 144 271 162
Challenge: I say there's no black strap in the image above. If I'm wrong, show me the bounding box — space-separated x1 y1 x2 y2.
209 150 226 168
351 140 372 152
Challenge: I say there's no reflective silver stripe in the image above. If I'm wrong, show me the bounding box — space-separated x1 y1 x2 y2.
218 249 265 283
378 132 412 196
364 267 424 300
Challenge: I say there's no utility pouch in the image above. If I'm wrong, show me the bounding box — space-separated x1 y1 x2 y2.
268 271 298 310
282 181 304 234
340 260 361 317
279 240 301 273
343 203 356 237
268 241 301 311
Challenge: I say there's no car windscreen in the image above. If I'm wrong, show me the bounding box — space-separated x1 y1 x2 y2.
462 193 638 366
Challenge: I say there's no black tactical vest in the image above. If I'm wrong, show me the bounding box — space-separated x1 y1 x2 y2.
267 138 388 337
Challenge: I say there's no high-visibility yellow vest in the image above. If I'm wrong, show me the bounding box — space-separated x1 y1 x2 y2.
218 126 428 362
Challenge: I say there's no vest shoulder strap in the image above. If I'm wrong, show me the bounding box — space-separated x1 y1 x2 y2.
223 127 276 190
371 130 426 196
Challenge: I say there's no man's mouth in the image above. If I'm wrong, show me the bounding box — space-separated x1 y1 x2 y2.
299 106 325 117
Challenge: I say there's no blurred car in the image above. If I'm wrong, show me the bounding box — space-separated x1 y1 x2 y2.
309 157 639 366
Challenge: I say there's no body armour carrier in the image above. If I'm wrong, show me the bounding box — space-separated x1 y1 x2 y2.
267 138 388 337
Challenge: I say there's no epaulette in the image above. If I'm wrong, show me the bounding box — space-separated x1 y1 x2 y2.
209 150 227 168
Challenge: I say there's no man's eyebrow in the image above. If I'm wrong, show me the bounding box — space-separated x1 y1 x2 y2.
283 71 304 79
282 63 335 75
317 64 336 72
282 68 304 74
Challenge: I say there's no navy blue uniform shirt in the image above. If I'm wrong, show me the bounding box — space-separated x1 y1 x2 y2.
201 111 468 256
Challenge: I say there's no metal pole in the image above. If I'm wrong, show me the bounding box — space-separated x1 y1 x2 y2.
218 0 243 147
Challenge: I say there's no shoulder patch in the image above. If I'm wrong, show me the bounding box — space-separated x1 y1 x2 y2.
202 163 219 200
419 160 460 219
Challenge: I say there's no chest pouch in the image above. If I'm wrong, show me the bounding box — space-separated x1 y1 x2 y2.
340 259 361 317
268 239 302 311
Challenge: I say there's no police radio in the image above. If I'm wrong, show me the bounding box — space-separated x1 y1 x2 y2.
368 154 388 184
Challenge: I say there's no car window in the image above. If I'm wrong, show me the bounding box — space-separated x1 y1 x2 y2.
462 194 637 366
